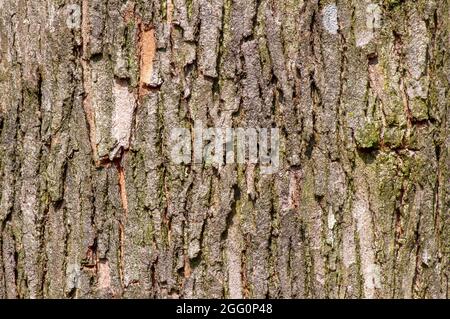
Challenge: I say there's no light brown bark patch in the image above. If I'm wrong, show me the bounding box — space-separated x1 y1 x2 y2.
139 27 156 94
117 162 129 216
97 260 111 290
184 255 191 278
115 159 128 287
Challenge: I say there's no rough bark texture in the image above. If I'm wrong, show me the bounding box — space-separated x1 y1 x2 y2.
0 0 448 299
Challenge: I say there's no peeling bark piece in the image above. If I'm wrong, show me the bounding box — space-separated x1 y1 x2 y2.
111 79 136 159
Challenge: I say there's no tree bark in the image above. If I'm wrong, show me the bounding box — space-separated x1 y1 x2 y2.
0 0 448 298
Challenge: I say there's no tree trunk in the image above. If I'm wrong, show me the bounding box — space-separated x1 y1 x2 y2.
0 0 448 299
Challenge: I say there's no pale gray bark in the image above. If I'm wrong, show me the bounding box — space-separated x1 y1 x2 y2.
0 0 448 298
